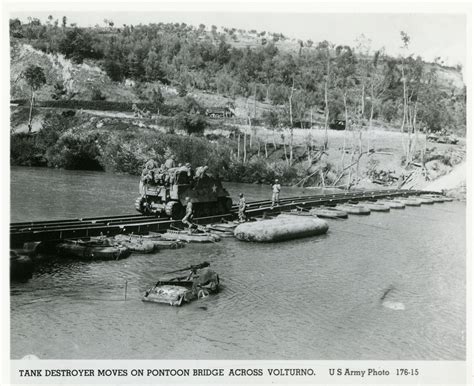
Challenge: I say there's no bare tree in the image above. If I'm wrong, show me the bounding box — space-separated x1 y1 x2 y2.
400 31 410 158
322 42 334 150
288 77 295 165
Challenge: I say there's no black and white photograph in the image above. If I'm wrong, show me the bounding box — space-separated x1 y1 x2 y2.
3 0 471 383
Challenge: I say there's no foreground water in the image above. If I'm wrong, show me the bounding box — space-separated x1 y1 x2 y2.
10 167 466 360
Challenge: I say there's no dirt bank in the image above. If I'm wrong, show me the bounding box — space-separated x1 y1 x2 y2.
423 161 467 200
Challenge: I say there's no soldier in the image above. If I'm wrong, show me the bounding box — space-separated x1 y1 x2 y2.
139 160 156 194
190 267 220 298
238 193 247 222
271 179 281 208
194 165 208 180
154 165 165 184
185 266 219 298
144 158 158 170
164 154 176 170
182 197 194 232
179 162 193 178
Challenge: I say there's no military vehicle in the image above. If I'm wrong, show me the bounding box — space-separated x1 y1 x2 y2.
135 167 232 219
142 262 220 306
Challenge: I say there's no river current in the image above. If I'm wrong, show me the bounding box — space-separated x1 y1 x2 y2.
10 166 466 360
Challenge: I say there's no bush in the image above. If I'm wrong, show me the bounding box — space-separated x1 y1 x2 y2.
103 60 125 82
58 28 103 64
36 113 76 154
91 88 106 101
222 157 300 184
262 109 280 128
178 83 187 97
10 133 45 166
51 82 67 100
100 134 159 174
173 112 207 136
10 112 84 168
46 130 103 170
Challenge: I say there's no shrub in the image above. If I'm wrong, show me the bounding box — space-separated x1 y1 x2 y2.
100 135 159 174
103 60 125 82
47 130 103 170
222 157 299 184
178 83 187 97
91 88 106 101
173 112 207 136
36 113 76 152
10 133 45 166
58 28 103 63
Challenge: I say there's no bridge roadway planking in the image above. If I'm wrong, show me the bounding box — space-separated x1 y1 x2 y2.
10 190 372 232
10 189 438 247
8 189 409 232
9 189 408 235
10 189 403 230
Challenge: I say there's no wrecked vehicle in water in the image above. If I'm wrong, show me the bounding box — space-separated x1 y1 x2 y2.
142 262 220 306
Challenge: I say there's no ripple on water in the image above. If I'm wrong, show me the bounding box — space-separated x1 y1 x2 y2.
10 168 466 360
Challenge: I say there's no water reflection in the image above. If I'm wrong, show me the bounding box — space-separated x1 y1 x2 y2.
10 167 466 360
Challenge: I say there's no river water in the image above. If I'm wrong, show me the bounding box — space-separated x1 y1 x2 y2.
10 166 466 360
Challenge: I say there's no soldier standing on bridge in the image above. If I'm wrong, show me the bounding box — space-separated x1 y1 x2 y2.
182 197 194 232
271 179 281 209
238 193 247 222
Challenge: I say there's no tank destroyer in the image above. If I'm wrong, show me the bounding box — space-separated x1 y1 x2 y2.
135 163 232 219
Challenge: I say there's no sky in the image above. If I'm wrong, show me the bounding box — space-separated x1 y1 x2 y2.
11 10 467 69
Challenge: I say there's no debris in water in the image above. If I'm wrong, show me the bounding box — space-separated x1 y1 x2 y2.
382 301 406 311
380 286 394 300
380 286 405 310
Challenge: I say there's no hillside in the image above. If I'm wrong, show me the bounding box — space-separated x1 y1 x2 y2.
10 18 466 134
9 18 467 191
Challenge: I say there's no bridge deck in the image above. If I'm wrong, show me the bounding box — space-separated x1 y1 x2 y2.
10 189 437 247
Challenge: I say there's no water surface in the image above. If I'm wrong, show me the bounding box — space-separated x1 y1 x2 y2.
10 167 466 360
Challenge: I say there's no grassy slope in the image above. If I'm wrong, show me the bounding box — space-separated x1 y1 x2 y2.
10 40 466 189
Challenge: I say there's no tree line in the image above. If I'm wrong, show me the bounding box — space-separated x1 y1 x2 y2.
11 17 465 135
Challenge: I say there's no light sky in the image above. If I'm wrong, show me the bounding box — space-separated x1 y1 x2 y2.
12 11 467 69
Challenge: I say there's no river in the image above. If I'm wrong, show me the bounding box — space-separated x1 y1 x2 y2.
10 166 466 360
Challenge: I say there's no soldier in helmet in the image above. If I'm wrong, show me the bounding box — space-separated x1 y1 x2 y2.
238 193 247 222
164 154 176 170
144 158 158 170
179 162 193 178
140 159 157 194
182 197 194 232
194 165 208 180
271 179 281 209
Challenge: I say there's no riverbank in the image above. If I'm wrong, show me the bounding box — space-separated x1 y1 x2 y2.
423 161 467 200
10 108 466 189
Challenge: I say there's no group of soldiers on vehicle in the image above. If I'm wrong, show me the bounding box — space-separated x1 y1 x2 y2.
140 155 209 194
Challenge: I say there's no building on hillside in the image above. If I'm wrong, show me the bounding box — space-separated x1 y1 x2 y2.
329 120 346 130
205 107 235 118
